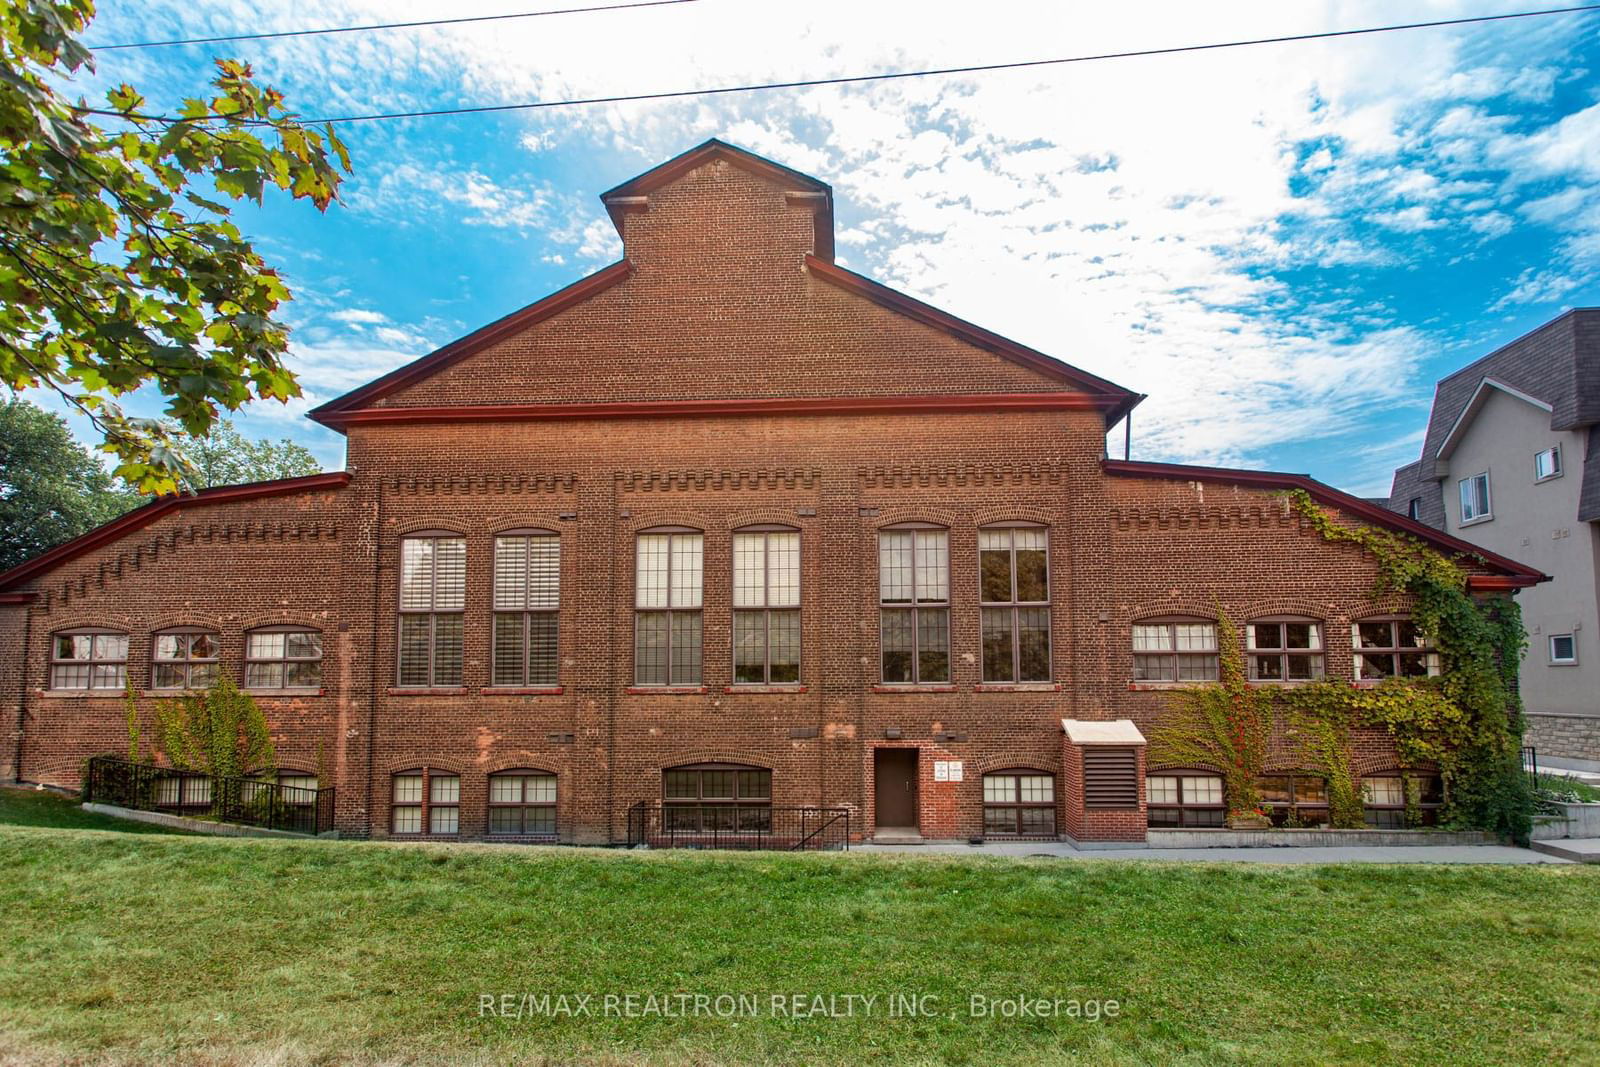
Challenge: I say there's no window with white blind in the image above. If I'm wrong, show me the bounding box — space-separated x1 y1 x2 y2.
979 524 1050 682
1132 618 1219 682
733 527 800 684
879 525 950 684
493 531 560 687
397 533 466 687
635 529 703 686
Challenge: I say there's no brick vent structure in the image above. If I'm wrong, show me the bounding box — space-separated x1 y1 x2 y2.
0 140 1546 843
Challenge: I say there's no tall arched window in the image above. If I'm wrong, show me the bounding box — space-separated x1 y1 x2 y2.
493 530 560 687
878 524 949 684
635 528 703 686
733 525 800 684
398 532 466 688
979 524 1050 682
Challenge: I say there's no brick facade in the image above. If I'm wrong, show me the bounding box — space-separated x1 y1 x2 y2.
0 141 1542 844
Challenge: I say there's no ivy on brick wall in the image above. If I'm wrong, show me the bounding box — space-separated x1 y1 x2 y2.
1146 493 1532 840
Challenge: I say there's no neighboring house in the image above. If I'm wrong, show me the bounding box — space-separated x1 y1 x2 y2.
1386 310 1600 767
0 140 1544 844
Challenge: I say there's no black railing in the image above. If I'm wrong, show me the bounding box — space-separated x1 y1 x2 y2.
625 802 850 851
1523 746 1540 790
83 756 335 836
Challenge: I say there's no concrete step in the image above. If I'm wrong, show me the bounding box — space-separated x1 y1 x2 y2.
1529 838 1600 863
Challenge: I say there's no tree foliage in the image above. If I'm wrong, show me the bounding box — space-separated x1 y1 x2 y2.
0 397 137 570
175 417 321 489
0 0 350 494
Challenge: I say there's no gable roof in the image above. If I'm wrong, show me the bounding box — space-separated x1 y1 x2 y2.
0 472 351 596
1103 459 1546 588
1434 376 1554 461
601 138 836 260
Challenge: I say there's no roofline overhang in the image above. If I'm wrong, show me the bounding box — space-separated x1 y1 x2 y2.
0 472 352 593
1101 458 1548 587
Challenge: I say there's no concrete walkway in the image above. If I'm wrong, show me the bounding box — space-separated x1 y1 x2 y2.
855 840 1570 863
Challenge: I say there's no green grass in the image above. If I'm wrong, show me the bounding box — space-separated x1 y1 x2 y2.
0 784 193 834
1536 773 1600 804
1 825 1598 1065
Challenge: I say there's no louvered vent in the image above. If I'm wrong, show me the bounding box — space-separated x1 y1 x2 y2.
1082 747 1139 809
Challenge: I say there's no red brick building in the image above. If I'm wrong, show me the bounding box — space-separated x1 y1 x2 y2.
0 141 1544 844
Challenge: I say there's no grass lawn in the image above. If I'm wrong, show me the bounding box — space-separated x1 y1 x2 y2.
0 784 193 835
2 806 1598 1064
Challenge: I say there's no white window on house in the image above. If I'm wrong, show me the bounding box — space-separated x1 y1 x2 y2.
493 531 561 687
1458 472 1491 523
1550 634 1577 665
1535 446 1562 481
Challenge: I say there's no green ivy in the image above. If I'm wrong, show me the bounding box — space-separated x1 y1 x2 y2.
154 672 275 782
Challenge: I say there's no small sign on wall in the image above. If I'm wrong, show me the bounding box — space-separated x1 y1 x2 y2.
933 760 964 782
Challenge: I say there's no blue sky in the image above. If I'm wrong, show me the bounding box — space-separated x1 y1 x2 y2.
41 0 1600 495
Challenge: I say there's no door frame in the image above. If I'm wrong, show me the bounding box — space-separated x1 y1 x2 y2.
872 745 921 832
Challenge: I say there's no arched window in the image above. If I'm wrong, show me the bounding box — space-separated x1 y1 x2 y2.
391 767 459 835
1247 619 1324 682
151 628 220 690
488 770 557 836
635 528 703 686
1258 774 1329 826
49 629 128 690
979 524 1050 683
982 770 1056 836
662 763 771 832
1362 771 1443 828
245 627 323 690
1353 618 1439 681
732 526 800 685
1132 617 1218 682
493 530 560 687
1146 770 1224 827
398 532 466 688
878 523 950 684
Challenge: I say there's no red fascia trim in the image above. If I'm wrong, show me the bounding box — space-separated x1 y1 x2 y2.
317 392 1120 428
1101 459 1547 584
308 261 633 426
0 472 351 592
0 592 37 604
804 254 1143 424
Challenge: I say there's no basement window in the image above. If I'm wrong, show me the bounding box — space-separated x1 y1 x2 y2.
982 771 1056 836
1147 772 1224 827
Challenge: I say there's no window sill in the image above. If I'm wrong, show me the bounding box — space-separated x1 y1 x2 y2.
143 689 205 697
872 684 956 694
386 687 468 696
1127 682 1210 691
974 683 1060 693
245 688 326 697
37 689 126 699
723 685 808 694
1459 515 1493 528
480 686 564 696
1535 473 1563 483
626 686 709 695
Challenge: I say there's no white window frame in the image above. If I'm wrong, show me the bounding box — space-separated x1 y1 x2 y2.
1458 471 1492 524
1534 446 1563 482
1549 634 1578 666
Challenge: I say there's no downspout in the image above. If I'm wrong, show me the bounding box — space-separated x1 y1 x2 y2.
364 482 386 835
1123 412 1132 461
12 604 34 782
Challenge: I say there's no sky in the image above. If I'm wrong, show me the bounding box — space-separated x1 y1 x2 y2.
37 0 1600 496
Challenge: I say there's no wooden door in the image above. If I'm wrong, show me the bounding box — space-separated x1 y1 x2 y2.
874 748 919 829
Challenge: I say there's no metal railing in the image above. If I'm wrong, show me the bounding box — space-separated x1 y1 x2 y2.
1523 746 1540 790
625 802 850 851
83 756 335 836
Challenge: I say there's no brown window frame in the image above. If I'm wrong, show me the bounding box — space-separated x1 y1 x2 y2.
1353 617 1438 681
487 769 558 837
150 627 221 691
1258 773 1330 827
1146 770 1226 827
978 524 1051 683
878 523 951 685
1132 617 1219 683
662 762 772 832
634 527 704 687
492 529 561 688
732 525 801 686
244 626 323 691
1362 770 1443 828
390 767 460 836
48 628 129 691
1246 618 1325 683
981 769 1057 837
397 531 466 689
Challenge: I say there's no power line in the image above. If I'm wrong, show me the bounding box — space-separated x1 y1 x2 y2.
89 0 700 51
297 3 1600 124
